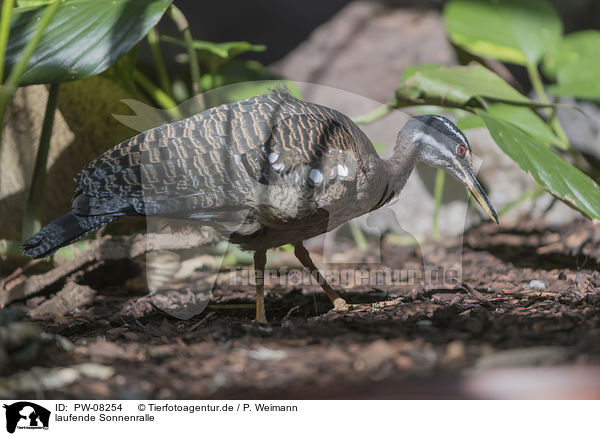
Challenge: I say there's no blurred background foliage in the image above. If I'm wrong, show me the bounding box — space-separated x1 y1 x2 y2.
0 0 599 261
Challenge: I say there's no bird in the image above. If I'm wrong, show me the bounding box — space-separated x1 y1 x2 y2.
22 87 498 323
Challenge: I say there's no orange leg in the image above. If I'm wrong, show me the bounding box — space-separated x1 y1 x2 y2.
293 242 348 311
254 249 267 323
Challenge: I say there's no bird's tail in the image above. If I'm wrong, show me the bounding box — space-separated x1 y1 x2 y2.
22 211 115 258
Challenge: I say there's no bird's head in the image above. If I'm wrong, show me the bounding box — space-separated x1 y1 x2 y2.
399 114 498 224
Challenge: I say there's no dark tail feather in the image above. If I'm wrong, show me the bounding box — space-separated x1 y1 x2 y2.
22 211 115 258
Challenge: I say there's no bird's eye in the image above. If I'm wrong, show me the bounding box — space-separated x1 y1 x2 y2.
456 144 466 158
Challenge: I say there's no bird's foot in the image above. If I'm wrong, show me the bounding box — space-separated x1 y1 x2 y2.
332 297 349 312
254 313 268 324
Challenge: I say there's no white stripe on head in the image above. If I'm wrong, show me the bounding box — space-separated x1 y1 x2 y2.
432 115 468 145
412 131 455 161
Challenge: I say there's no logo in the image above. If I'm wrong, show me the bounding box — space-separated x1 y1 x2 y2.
3 402 50 434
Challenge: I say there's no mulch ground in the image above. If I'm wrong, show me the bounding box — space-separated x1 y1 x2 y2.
2 218 600 399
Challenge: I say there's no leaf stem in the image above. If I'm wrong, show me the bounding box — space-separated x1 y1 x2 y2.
0 0 15 82
167 4 202 96
526 63 569 147
498 186 545 217
22 82 60 240
147 27 173 99
349 220 368 252
133 69 183 120
352 98 398 124
432 168 445 240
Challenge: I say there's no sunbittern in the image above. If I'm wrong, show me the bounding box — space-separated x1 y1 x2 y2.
23 88 497 322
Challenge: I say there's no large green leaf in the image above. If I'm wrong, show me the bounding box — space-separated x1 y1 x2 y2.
543 30 600 100
5 0 172 85
444 0 562 66
478 110 600 220
459 104 566 149
397 63 532 107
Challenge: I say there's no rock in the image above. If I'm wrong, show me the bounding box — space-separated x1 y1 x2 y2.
443 340 466 364
353 339 395 372
475 346 569 369
74 363 115 380
246 347 288 361
86 338 137 361
271 1 455 103
527 280 547 290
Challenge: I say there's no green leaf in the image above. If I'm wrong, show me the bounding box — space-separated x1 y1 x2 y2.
444 0 562 66
543 30 600 100
543 30 600 79
478 110 600 220
457 105 567 149
162 36 266 59
5 0 172 85
455 113 484 130
397 63 532 107
486 104 567 149
16 0 53 5
548 68 600 100
401 63 443 81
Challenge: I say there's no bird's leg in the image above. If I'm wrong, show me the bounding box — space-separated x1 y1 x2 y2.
293 242 349 311
254 249 268 323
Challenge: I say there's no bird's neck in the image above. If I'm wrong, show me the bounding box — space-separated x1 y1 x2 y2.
383 133 420 194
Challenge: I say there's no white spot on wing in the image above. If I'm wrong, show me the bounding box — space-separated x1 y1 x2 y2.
268 152 279 163
272 162 284 171
337 163 349 178
309 168 323 184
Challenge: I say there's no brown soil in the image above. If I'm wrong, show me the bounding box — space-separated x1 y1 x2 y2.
4 219 600 399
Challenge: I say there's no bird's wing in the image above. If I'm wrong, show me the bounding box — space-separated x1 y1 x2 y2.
72 91 375 220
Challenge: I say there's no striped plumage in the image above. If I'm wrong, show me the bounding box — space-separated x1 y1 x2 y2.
23 88 497 322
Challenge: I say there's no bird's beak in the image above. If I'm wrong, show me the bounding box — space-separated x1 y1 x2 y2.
459 165 499 224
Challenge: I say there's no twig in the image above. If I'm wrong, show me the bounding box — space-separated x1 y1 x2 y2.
282 305 300 322
457 282 492 308
207 303 255 310
0 258 43 291
188 311 216 330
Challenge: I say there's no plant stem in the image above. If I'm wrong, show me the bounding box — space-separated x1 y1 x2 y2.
167 4 202 96
349 220 368 252
0 0 15 82
498 186 545 217
22 82 59 240
432 168 445 240
526 63 569 147
133 69 183 120
0 239 22 257
147 27 173 99
0 0 60 155
352 98 398 124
